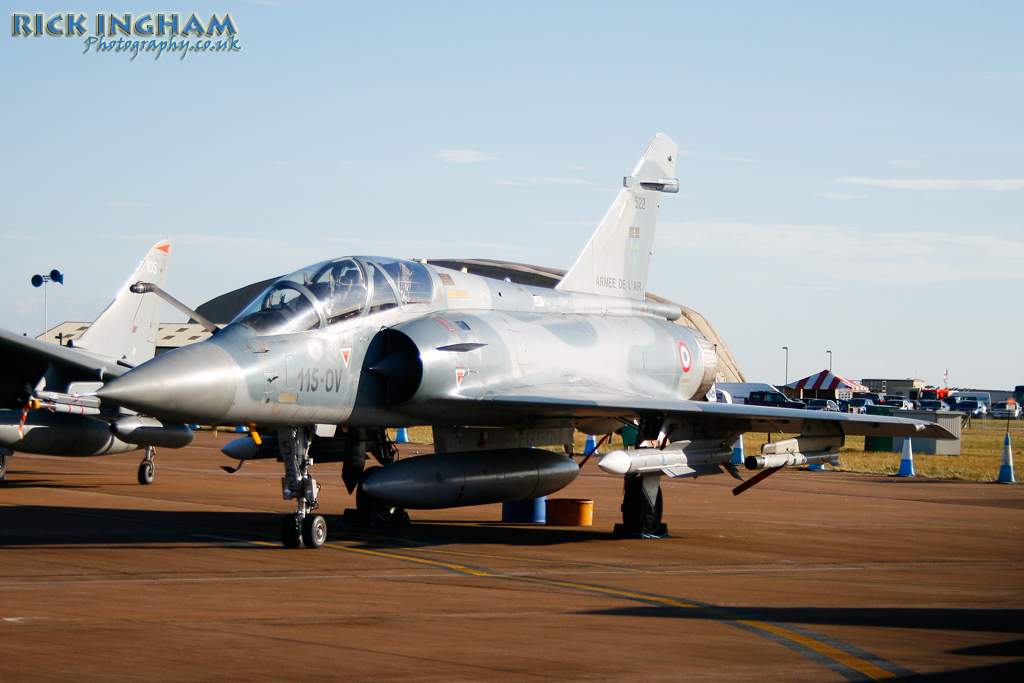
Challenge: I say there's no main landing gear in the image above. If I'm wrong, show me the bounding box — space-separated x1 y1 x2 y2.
0 450 8 482
352 466 409 525
278 427 326 549
344 430 409 526
137 446 155 485
616 473 667 537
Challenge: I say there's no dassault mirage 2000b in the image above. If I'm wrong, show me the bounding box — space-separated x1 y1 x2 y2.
97 134 953 548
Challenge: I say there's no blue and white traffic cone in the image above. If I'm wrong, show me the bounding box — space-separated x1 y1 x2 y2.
584 434 599 456
395 428 410 444
730 435 744 465
997 433 1015 483
897 438 915 477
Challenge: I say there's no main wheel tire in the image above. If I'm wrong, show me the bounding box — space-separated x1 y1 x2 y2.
356 466 400 524
0 453 7 478
621 475 663 535
302 514 327 549
138 460 155 485
280 515 302 548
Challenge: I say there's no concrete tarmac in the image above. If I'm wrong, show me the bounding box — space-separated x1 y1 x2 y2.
1 433 1022 682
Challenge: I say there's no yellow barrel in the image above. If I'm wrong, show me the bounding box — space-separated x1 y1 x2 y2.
545 499 593 526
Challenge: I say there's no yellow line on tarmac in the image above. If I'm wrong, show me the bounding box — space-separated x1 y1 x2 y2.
325 541 493 576
737 619 901 681
344 533 655 574
326 541 901 682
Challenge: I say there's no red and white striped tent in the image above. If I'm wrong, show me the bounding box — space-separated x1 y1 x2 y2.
785 370 868 399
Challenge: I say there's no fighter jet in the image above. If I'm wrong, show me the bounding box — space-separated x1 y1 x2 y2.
97 135 952 547
0 241 194 484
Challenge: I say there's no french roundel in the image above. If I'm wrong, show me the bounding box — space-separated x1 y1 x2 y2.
678 341 692 373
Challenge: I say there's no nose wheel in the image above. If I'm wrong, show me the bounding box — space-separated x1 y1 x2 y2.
137 447 155 485
280 513 326 549
281 515 302 548
302 514 327 548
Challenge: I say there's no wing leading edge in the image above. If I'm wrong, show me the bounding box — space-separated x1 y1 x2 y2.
434 387 955 440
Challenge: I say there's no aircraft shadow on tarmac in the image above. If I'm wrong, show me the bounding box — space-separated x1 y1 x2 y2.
0 472 106 490
581 605 1024 634
580 605 1024 681
0 505 613 548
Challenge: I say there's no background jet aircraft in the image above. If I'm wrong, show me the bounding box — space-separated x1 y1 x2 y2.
0 241 194 484
97 135 952 548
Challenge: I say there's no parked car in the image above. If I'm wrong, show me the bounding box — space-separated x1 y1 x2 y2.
919 400 950 412
880 396 913 410
806 399 841 412
745 391 806 409
991 401 1022 419
958 400 987 418
846 398 874 414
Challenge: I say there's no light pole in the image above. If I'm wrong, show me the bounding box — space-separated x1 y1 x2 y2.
826 350 832 372
782 346 789 386
31 269 63 342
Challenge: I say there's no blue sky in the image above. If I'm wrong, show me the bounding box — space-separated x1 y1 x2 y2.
2 1 1021 390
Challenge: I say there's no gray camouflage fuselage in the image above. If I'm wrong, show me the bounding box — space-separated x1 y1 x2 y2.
100 256 718 433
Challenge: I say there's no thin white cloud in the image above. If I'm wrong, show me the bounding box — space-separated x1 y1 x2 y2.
976 72 1024 84
98 233 289 248
813 192 867 201
679 149 756 163
436 149 498 164
496 177 593 186
658 221 1024 285
832 178 1024 191
322 236 533 252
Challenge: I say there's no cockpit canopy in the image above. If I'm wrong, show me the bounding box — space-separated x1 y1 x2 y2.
235 256 434 335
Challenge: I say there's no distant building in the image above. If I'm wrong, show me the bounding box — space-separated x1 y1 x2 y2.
861 378 926 399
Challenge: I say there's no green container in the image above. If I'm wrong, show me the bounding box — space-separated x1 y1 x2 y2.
864 405 893 451
621 424 639 448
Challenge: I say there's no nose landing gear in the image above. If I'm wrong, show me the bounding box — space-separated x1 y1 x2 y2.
278 427 325 548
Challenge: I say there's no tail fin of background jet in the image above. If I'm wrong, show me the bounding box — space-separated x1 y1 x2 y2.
556 134 678 300
75 240 171 367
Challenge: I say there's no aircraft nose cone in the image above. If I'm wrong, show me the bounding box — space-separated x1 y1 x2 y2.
97 343 239 424
597 450 632 475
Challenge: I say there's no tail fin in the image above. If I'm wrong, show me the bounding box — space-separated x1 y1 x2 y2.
75 240 171 367
556 133 678 300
